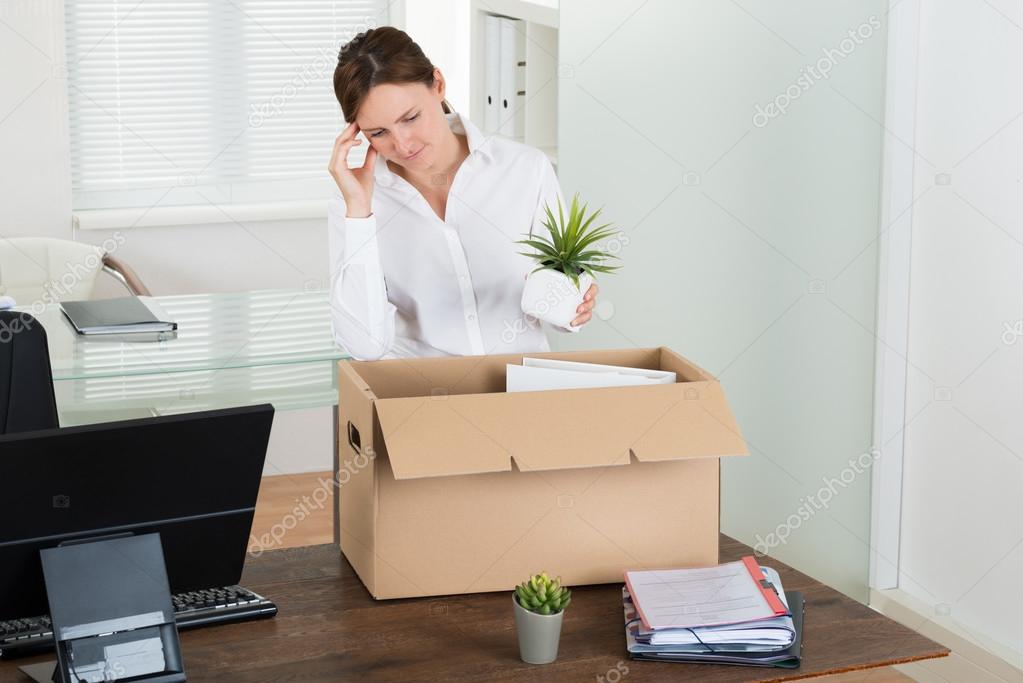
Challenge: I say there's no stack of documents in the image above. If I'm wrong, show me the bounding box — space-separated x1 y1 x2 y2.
506 357 676 392
622 557 803 668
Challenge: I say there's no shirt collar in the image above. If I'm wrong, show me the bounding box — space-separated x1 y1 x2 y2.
374 109 493 188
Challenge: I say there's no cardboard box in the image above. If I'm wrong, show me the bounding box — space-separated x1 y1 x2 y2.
335 346 747 599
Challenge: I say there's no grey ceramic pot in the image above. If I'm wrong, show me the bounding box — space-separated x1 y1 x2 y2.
513 594 565 664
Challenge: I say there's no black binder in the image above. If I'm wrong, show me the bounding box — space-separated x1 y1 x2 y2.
629 592 804 669
60 297 176 335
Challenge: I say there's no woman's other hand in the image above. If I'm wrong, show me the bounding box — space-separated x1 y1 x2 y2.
571 282 598 327
329 121 378 218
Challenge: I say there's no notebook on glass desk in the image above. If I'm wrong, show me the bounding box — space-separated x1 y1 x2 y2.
61 296 177 335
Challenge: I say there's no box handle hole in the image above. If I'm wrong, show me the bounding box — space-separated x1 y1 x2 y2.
347 421 361 455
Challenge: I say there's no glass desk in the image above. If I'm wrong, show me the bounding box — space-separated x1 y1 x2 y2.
29 289 349 427
27 288 352 545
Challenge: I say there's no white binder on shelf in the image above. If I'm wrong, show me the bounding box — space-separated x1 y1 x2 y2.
484 14 501 135
498 17 525 141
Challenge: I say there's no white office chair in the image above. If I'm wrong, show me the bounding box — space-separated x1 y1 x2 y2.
0 237 150 304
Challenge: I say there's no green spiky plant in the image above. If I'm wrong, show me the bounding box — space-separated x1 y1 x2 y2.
516 193 622 290
515 571 572 616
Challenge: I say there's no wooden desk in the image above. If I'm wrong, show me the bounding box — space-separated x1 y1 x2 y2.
1 536 947 682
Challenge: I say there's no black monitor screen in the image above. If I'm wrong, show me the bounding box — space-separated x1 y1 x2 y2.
0 404 274 620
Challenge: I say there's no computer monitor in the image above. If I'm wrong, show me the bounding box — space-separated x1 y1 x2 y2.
0 404 274 621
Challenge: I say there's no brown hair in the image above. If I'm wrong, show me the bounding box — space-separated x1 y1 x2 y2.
333 26 452 123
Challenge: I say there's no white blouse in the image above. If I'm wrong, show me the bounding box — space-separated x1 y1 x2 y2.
327 110 579 360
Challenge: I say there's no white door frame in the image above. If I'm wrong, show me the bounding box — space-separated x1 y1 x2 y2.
869 0 921 590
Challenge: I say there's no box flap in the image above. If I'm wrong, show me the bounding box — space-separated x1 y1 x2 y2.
627 381 749 462
374 380 747 480
374 397 514 479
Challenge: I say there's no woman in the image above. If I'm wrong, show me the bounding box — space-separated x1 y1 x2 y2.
328 26 598 360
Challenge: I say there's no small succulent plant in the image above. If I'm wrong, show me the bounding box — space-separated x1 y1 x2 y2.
516 193 621 290
515 572 572 615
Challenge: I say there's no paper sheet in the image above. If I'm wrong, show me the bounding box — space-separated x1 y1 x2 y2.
625 560 780 630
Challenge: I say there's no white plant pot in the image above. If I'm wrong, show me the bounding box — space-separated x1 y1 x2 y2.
520 269 593 330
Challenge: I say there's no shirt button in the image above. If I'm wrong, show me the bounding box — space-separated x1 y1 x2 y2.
467 314 476 321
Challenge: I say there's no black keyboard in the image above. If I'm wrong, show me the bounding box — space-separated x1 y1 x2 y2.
0 585 276 659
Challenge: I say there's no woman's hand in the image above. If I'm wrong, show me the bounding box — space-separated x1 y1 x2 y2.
571 283 598 327
328 121 378 218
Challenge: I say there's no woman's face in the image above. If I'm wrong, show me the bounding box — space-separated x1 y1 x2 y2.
355 71 448 171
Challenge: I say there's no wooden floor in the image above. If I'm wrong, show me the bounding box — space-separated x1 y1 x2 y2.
251 472 916 682
249 470 335 553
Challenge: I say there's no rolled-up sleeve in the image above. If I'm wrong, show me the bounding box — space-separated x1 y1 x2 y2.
327 194 398 359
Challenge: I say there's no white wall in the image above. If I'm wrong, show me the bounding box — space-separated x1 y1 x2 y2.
557 0 888 601
0 0 72 241
898 0 1023 657
404 0 471 114
0 0 467 475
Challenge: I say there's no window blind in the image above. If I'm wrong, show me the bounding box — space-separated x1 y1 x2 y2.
64 0 387 211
